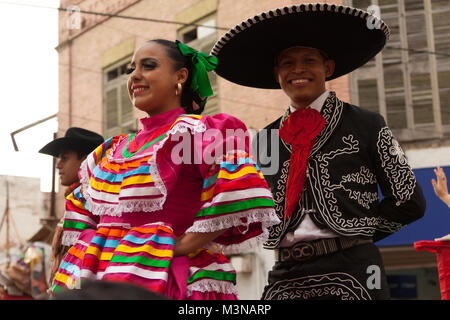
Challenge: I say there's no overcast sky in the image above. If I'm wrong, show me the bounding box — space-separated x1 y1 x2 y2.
0 0 59 192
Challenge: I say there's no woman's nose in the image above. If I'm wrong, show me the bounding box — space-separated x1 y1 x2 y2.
129 67 142 81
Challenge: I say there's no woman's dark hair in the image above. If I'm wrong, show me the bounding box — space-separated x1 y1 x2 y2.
147 39 205 115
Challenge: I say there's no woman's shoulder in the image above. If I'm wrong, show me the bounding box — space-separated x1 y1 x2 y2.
97 134 128 153
84 134 129 165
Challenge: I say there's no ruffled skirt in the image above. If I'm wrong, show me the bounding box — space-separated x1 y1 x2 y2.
51 222 237 300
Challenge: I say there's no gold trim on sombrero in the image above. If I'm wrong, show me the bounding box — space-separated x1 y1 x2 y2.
211 3 390 57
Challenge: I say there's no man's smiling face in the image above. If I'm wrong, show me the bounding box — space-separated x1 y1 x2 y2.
274 46 335 110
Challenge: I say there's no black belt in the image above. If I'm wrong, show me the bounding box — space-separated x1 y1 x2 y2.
275 237 373 262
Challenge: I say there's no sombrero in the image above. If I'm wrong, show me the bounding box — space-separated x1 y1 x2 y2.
39 127 104 157
211 3 390 89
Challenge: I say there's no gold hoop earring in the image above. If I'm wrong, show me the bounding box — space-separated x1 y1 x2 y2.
175 83 182 96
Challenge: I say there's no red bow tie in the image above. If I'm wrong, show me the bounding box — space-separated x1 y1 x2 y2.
278 107 325 219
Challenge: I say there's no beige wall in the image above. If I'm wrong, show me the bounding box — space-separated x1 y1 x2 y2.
0 176 46 249
57 0 348 134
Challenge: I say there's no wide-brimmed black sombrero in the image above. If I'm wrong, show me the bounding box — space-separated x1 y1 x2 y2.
39 127 104 157
211 3 390 89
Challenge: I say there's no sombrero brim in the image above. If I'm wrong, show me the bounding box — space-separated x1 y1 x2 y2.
39 137 97 157
211 3 390 89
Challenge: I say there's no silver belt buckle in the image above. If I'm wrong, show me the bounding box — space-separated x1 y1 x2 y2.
290 241 316 261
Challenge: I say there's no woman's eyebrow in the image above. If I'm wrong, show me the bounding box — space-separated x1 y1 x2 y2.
129 57 159 67
139 57 159 64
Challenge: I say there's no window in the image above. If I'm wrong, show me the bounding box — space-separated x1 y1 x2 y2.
177 13 220 115
348 0 450 142
103 58 137 138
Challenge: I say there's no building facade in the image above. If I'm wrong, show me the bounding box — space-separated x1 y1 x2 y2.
0 175 47 251
55 0 450 299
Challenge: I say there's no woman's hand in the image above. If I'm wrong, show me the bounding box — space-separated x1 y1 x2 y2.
432 166 450 207
174 230 226 257
435 234 450 241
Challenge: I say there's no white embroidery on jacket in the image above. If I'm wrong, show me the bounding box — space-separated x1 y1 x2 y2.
309 134 403 235
377 127 416 206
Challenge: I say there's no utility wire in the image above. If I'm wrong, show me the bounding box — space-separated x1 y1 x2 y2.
0 0 229 30
385 45 450 58
1 1 450 57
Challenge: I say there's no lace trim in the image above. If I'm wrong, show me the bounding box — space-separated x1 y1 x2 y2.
78 119 207 217
82 198 167 217
106 135 127 163
185 207 280 255
61 230 81 247
186 279 238 297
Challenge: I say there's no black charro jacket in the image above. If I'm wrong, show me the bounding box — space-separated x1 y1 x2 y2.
254 92 426 249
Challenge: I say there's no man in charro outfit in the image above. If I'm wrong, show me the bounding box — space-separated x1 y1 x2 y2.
39 127 104 286
211 3 426 299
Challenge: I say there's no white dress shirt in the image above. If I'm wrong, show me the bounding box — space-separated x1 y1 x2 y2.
280 90 339 247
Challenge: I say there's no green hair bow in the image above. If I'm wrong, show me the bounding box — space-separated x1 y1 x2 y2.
176 40 218 106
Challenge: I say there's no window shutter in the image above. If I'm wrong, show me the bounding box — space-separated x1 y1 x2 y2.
411 73 433 124
120 83 134 124
105 88 118 129
358 79 379 114
434 2 450 125
432 1 450 61
438 71 450 125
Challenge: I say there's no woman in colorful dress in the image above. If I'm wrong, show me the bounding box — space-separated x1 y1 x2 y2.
50 39 280 299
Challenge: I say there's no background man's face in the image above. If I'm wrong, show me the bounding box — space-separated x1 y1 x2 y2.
56 150 85 186
274 47 335 109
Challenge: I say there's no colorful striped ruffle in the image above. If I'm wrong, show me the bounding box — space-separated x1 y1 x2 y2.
53 223 176 295
186 152 279 255
77 115 206 218
100 224 174 294
62 186 98 246
52 223 239 299
186 249 237 296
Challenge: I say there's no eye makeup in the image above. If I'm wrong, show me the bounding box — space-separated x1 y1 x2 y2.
126 58 160 74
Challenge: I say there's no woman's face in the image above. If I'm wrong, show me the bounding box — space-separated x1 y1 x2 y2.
127 42 187 116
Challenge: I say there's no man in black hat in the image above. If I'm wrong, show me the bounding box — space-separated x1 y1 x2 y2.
39 127 104 285
212 3 426 300
39 127 104 188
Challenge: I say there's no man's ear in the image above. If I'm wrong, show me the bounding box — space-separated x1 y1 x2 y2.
325 60 335 78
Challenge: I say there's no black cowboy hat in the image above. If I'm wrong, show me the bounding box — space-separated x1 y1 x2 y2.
39 127 104 157
211 3 390 89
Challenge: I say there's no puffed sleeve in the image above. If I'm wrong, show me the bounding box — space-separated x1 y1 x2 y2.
62 185 99 246
61 136 123 246
184 114 281 255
